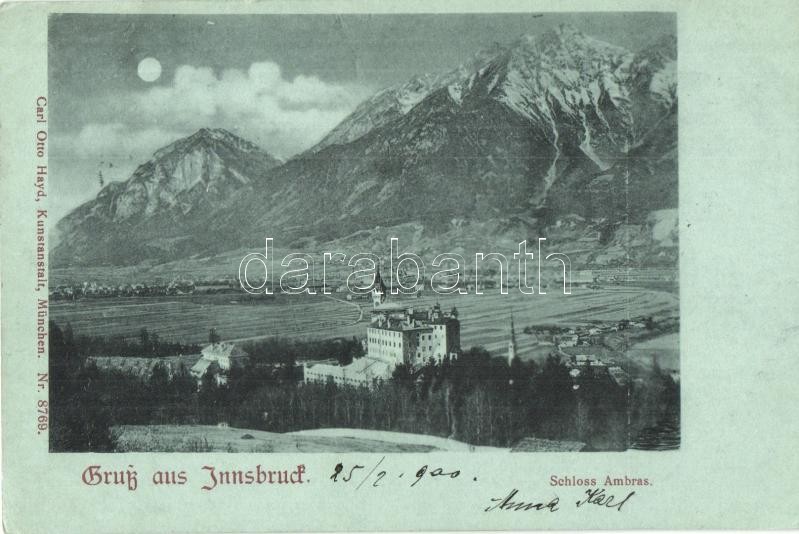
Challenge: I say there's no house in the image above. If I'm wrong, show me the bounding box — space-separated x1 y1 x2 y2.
190 341 248 386
89 354 201 379
608 366 630 387
303 357 392 389
191 358 223 385
571 270 596 285
558 334 579 347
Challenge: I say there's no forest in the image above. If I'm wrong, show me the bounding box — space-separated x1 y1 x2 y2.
49 321 678 452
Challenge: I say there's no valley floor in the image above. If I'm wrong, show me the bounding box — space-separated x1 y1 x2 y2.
51 286 679 366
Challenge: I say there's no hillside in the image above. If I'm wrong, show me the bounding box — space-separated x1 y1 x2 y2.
113 424 503 453
53 128 282 266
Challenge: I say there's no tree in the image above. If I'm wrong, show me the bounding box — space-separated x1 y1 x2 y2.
209 328 221 344
148 361 171 423
534 355 578 440
139 327 150 347
198 371 221 425
392 363 414 388
50 322 116 452
150 331 160 354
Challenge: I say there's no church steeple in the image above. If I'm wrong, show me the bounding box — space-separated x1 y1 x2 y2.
371 267 387 308
508 310 517 365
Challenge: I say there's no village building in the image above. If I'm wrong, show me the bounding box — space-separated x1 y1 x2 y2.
607 366 631 387
302 357 393 389
190 341 248 386
558 333 579 347
88 354 200 379
556 269 596 288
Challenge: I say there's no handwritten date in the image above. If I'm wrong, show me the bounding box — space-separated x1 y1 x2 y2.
330 457 460 489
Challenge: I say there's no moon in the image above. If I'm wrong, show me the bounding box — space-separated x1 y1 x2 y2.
137 57 162 82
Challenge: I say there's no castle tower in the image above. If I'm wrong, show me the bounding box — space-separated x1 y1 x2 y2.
508 311 517 366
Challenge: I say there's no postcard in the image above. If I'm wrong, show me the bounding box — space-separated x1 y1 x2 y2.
1 0 798 531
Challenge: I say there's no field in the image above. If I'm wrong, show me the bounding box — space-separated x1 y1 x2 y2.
420 287 678 361
51 286 679 363
50 293 362 344
113 425 500 452
626 332 679 371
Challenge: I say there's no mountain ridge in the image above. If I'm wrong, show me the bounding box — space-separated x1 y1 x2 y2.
53 25 677 269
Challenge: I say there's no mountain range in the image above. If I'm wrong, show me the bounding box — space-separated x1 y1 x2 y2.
53 24 677 269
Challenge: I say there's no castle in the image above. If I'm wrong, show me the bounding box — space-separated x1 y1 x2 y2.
367 301 461 368
304 272 461 388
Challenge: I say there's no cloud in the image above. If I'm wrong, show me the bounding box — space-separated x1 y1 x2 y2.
63 61 373 164
52 61 373 218
129 61 372 158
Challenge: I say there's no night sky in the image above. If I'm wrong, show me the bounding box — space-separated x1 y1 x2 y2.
48 12 675 220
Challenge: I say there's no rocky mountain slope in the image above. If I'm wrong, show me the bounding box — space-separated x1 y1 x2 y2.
54 25 677 268
53 128 282 265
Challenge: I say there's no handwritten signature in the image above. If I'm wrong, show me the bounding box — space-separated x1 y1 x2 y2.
486 488 635 513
